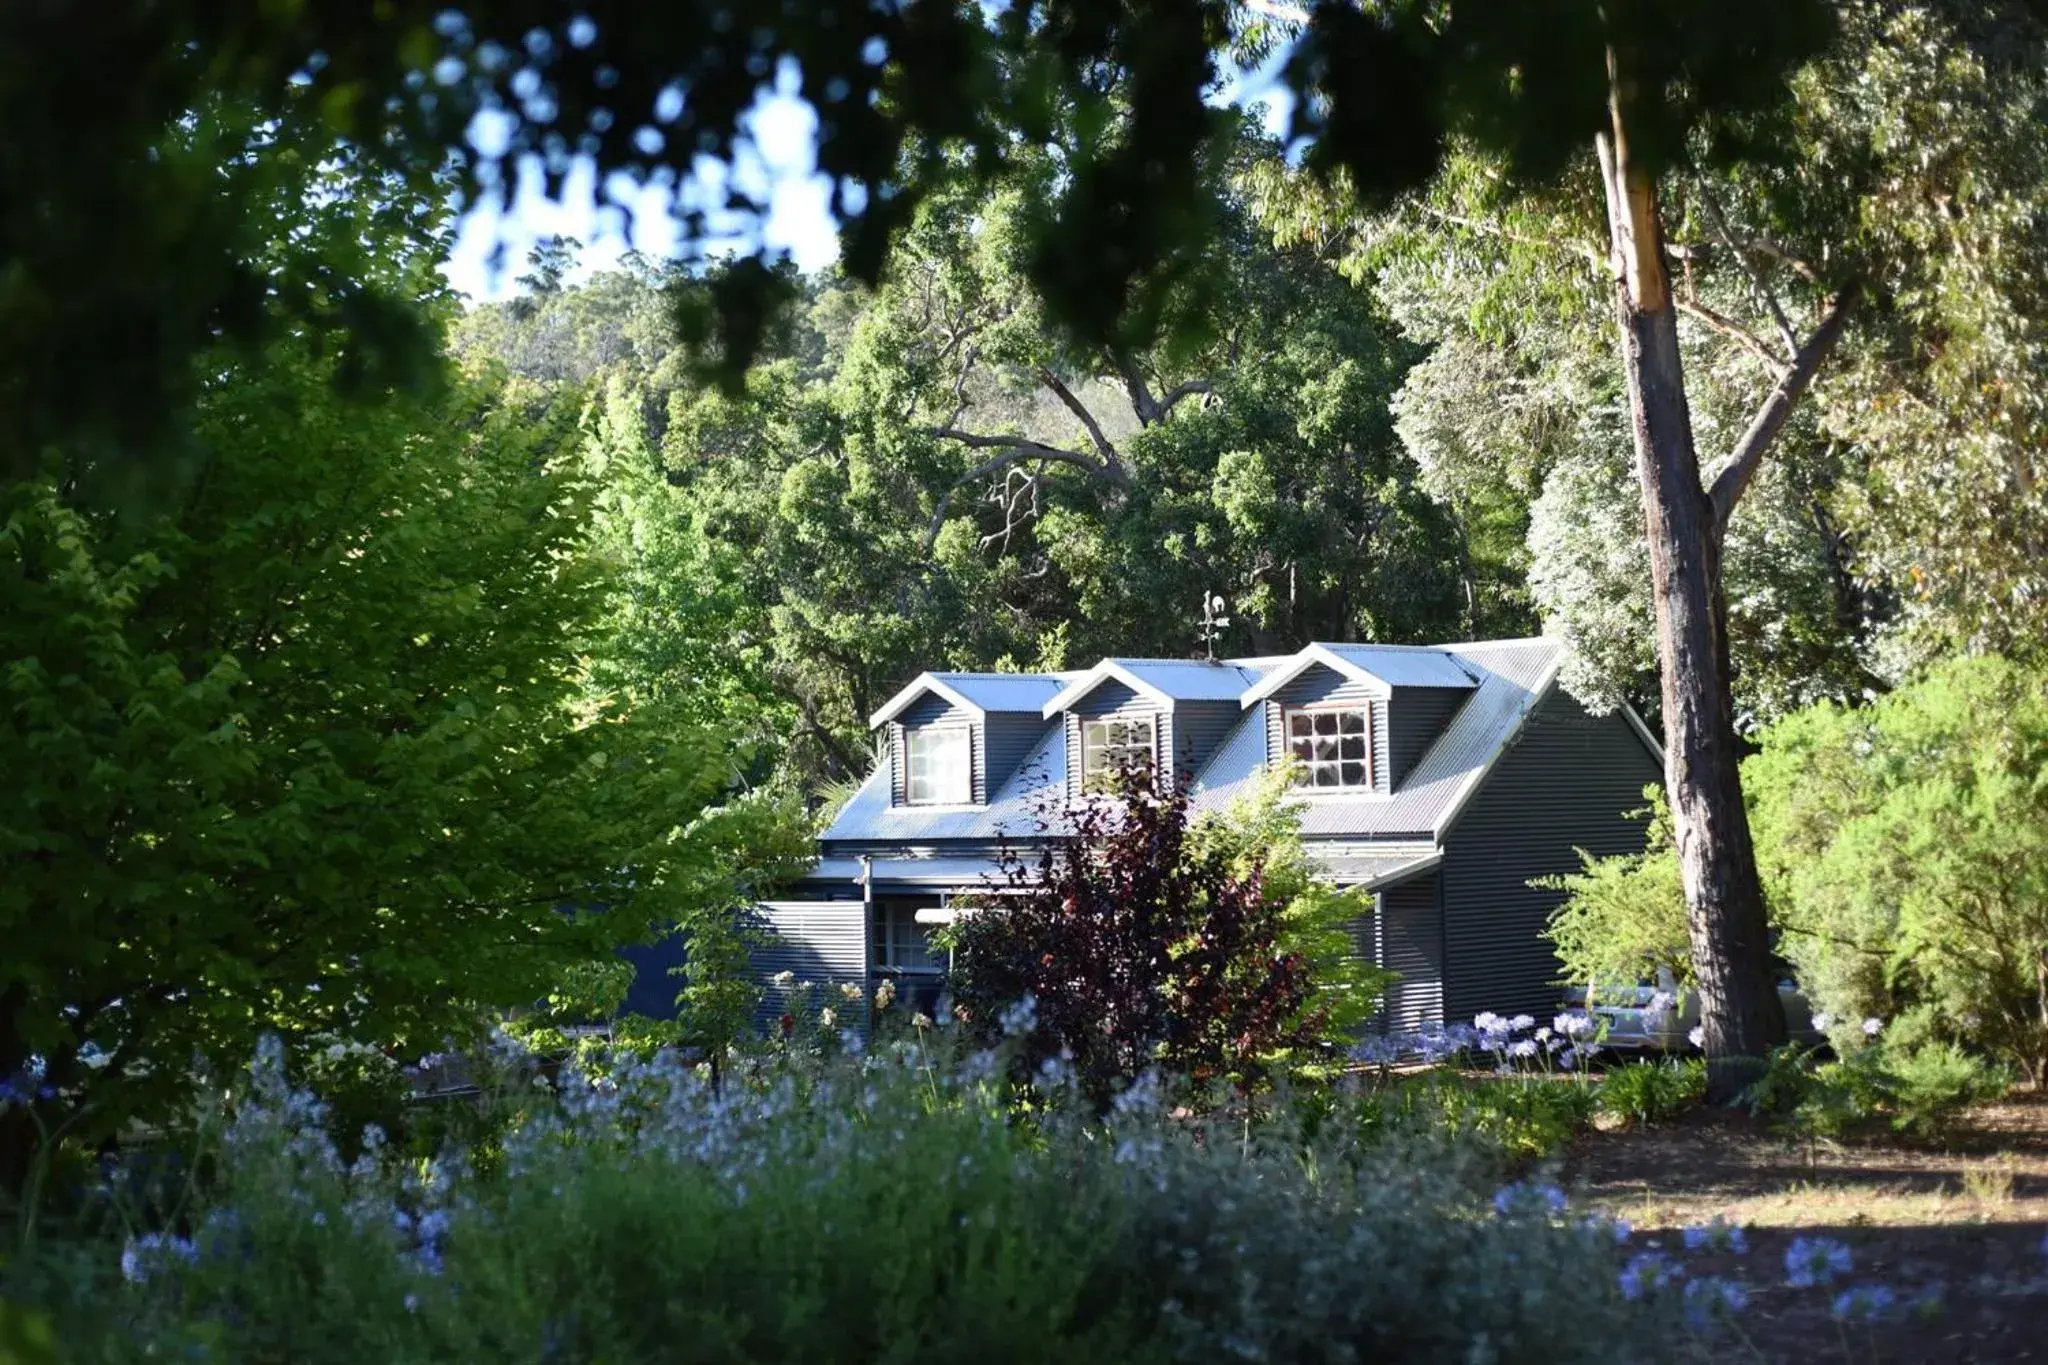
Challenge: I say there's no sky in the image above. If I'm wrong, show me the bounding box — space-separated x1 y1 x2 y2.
438 55 1298 304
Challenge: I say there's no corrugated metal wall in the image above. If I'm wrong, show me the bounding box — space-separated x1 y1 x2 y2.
1171 699 1240 786
983 712 1048 796
1378 872 1446 1031
1385 686 1470 789
1263 664 1389 792
746 901 870 1035
1439 689 1661 1022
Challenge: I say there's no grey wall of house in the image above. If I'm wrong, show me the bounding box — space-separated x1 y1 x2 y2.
1263 664 1389 792
746 901 870 1035
1171 699 1240 784
1439 688 1662 1023
1062 679 1170 796
983 712 1049 796
1385 685 1471 789
1378 872 1446 1032
891 693 984 804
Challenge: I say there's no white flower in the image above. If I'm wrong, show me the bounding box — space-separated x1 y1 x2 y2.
1811 1010 1834 1032
839 982 864 1003
770 970 795 989
1688 1026 1706 1048
912 1012 934 1030
873 980 896 1010
1862 1017 1884 1037
819 1007 836 1029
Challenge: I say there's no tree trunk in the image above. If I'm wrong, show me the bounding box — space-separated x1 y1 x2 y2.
1597 95 1787 1101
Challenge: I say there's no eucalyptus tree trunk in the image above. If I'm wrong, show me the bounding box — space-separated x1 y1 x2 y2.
1595 69 1788 1099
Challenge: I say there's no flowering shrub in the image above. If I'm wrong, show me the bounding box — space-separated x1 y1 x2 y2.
8 1034 1670 1365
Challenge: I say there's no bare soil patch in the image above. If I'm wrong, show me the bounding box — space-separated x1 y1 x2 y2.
1562 1092 2048 1362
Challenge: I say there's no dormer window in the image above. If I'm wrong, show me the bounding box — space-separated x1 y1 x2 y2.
904 725 971 805
1081 716 1156 788
1286 706 1371 790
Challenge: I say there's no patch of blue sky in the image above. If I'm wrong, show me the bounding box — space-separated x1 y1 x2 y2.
439 37 1303 302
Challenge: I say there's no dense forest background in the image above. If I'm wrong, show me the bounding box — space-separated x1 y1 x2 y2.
453 0 2048 791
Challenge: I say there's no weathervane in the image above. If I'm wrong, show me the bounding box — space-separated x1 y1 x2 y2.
1199 592 1231 661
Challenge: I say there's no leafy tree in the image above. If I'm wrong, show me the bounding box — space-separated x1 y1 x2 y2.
1744 655 2048 1087
1539 790 1689 998
947 773 1324 1108
1188 762 1399 1042
0 179 804 1192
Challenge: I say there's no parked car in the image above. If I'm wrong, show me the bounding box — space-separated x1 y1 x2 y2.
1561 968 1822 1052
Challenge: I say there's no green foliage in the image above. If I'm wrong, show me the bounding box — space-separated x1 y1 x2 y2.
9 1042 1665 1365
1598 1059 1707 1128
1744 655 2048 1085
457 148 1472 787
1356 1073 1604 1161
1736 1038 2007 1141
1189 761 1401 1042
0 171 808 1189
1539 789 1689 994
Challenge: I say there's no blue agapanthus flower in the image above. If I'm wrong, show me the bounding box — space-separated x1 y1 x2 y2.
1618 1251 1684 1301
1785 1236 1854 1288
1681 1218 1748 1255
1682 1276 1749 1327
1830 1284 1897 1322
1491 1181 1568 1218
119 1232 199 1285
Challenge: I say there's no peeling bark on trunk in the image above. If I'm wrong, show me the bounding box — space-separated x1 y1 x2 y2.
1597 84 1788 1100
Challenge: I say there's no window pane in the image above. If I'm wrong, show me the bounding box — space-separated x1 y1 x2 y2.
1313 765 1338 787
1314 712 1339 736
1289 739 1314 762
1340 710 1365 734
1289 712 1314 738
905 727 969 804
1314 737 1338 761
1340 736 1366 760
1341 761 1367 785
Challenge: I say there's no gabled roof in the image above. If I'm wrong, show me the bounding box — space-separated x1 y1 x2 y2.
822 637 1571 848
1238 642 1479 709
868 671 1069 729
1040 658 1262 717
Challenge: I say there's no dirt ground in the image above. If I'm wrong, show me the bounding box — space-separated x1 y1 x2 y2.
1562 1091 2048 1362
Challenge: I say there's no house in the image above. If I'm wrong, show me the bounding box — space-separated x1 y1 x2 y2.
748 638 1664 1033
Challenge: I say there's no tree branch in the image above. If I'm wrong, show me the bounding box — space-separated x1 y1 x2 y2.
1035 365 1122 471
1673 296 1789 373
1156 379 1213 416
1707 281 1862 534
1695 187 1799 356
1417 204 1605 269
923 433 1123 552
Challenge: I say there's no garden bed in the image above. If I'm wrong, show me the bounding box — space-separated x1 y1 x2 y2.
1565 1093 2048 1361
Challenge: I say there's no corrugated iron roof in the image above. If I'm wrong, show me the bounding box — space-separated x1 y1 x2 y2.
868 671 1073 727
821 637 1565 848
1040 657 1261 714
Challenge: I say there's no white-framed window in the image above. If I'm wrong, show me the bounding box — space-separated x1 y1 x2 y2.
1285 705 1372 790
904 725 971 805
1080 715 1156 787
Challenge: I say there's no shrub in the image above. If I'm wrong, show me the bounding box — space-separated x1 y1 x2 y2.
1737 1037 2007 1140
1745 655 2048 1086
1600 1059 1707 1127
1539 788 1690 997
947 770 1325 1107
9 1039 1666 1365
1358 1072 1603 1160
